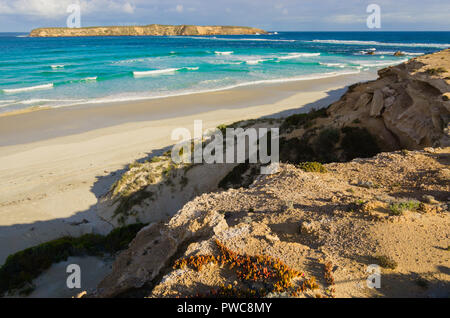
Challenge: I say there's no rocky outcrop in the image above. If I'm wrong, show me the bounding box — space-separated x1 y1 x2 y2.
29 25 267 37
326 49 450 150
93 148 450 298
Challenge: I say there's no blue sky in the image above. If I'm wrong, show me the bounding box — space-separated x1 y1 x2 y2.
0 0 449 32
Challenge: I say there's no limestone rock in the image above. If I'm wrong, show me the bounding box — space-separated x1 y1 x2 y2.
369 90 385 117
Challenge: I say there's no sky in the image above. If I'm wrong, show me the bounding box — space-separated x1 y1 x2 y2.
0 0 449 32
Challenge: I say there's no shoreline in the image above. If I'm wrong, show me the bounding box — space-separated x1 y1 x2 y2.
0 71 377 267
0 70 376 148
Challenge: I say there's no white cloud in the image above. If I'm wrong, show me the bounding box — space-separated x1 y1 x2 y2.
175 4 183 13
0 0 137 18
122 2 135 14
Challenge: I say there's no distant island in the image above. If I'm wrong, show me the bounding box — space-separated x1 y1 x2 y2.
29 24 267 37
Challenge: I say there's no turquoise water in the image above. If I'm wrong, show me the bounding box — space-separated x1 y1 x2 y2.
0 31 449 113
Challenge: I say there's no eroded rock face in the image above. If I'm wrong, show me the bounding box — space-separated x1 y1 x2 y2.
328 49 450 150
29 25 267 37
94 197 229 297
93 148 450 298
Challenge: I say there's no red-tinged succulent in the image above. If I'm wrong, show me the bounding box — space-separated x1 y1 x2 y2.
173 239 320 298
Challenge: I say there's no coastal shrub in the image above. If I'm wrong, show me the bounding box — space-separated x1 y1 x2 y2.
314 128 340 162
218 162 259 190
114 188 154 222
426 67 447 75
389 200 420 216
341 127 380 160
0 223 146 296
218 162 250 189
281 108 328 132
103 223 146 253
375 255 398 269
415 278 429 289
297 162 328 173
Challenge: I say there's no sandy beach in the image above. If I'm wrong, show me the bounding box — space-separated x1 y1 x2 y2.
0 71 377 265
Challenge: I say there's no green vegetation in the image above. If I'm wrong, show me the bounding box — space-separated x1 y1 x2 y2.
297 162 328 173
346 199 365 213
389 200 420 216
415 278 429 289
426 67 447 75
341 127 380 160
280 123 379 165
314 128 340 162
113 188 154 223
281 108 328 132
218 163 250 189
375 255 398 269
218 162 259 190
0 223 146 296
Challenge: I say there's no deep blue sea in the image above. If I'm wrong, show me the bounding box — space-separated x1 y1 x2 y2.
0 31 448 113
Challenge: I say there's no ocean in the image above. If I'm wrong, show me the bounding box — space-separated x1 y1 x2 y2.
0 31 449 113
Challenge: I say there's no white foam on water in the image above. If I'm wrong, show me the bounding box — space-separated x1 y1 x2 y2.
2 83 54 94
310 39 450 48
51 65 65 69
356 59 409 67
319 62 347 68
183 67 199 71
215 51 234 55
81 76 98 82
133 68 179 77
133 66 199 78
277 52 321 60
245 59 265 65
181 36 296 42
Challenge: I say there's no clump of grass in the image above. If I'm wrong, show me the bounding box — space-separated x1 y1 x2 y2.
426 67 447 75
113 188 154 222
389 200 420 216
416 278 429 289
279 136 316 164
281 108 328 132
217 124 229 135
174 240 317 298
218 162 259 190
314 128 340 161
341 127 380 160
0 223 146 296
297 162 328 173
375 255 398 269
